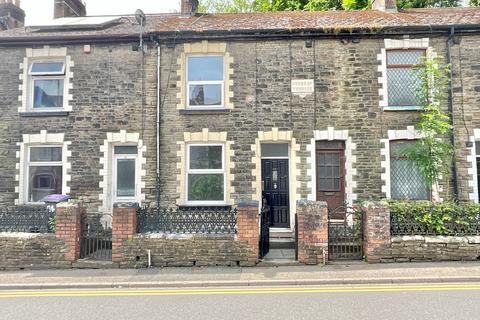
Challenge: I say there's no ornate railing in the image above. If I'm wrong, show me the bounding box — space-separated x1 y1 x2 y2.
390 213 480 236
137 206 237 234
0 206 55 233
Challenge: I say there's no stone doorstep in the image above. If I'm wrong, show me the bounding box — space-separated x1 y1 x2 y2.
72 259 119 269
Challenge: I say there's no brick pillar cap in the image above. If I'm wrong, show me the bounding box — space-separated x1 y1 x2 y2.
237 200 259 208
56 200 80 208
297 199 327 208
113 202 140 209
361 201 389 209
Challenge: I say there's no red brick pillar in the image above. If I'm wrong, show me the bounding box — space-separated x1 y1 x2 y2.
236 200 260 266
55 202 84 262
363 202 390 263
112 203 138 263
296 200 328 265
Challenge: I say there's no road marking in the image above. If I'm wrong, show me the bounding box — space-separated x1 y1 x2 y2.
1 284 480 298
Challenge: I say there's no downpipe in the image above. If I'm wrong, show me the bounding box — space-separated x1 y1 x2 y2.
446 27 459 201
155 41 161 208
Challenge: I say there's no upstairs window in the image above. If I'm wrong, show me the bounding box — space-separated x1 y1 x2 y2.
390 140 429 200
28 61 66 110
187 56 224 108
187 144 225 204
386 49 425 109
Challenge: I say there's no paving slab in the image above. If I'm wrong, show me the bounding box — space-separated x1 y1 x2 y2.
1 261 480 290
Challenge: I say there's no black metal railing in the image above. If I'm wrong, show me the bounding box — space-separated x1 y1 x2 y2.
259 205 270 258
328 205 364 260
80 216 112 261
0 206 55 233
137 206 237 234
390 213 480 236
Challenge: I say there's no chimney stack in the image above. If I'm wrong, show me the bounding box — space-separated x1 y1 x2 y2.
372 0 397 13
181 0 199 16
54 0 86 19
0 0 25 30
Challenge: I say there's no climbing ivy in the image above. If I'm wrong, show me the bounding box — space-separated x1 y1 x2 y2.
402 54 453 200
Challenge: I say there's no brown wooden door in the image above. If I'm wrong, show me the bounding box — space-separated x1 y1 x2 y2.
316 141 345 216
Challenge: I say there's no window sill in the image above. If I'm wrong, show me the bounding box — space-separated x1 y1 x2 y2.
179 109 230 115
20 111 69 117
383 106 423 111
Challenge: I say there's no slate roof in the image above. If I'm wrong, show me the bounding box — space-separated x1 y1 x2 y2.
1 7 480 41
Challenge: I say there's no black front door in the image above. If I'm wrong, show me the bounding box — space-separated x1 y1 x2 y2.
262 159 289 228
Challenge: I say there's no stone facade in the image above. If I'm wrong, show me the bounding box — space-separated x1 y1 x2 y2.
0 33 474 215
0 11 480 267
0 44 158 216
451 35 480 203
158 36 454 218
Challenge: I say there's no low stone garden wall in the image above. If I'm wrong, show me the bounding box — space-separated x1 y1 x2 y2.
0 202 83 270
379 235 480 263
363 202 480 263
117 234 256 268
0 233 70 270
112 201 260 267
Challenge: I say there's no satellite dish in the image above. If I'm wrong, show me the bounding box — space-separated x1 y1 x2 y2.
135 9 146 25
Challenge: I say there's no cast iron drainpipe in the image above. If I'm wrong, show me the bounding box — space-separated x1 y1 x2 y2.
447 26 459 201
155 41 161 208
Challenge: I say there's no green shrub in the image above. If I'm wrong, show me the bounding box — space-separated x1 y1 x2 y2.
387 200 480 235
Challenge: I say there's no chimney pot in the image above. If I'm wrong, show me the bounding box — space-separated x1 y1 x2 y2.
181 0 199 16
372 0 397 13
54 0 87 19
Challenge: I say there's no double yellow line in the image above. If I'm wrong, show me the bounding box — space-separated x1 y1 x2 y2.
1 283 480 298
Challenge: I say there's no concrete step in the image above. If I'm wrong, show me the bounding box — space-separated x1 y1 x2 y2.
260 249 299 266
269 230 293 238
73 259 119 269
270 238 295 249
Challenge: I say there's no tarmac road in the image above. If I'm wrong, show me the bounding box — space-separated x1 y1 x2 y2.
1 283 480 320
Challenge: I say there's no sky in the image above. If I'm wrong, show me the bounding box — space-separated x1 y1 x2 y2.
22 0 180 25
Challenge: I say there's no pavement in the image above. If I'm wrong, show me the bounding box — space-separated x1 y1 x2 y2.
1 261 480 290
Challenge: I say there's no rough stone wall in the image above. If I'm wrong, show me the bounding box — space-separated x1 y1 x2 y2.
158 36 454 207
0 44 158 213
117 234 255 267
379 235 480 262
0 233 71 270
451 34 480 203
0 33 472 214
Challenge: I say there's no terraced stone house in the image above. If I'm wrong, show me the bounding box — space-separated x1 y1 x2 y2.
1 0 480 244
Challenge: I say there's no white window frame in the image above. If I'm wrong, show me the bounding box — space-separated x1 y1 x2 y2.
186 54 225 109
26 145 63 204
112 146 138 203
186 143 226 205
29 61 66 75
27 59 67 112
385 49 425 110
389 139 430 200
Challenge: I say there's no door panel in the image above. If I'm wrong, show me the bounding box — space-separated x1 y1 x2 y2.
316 142 345 218
262 159 289 228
